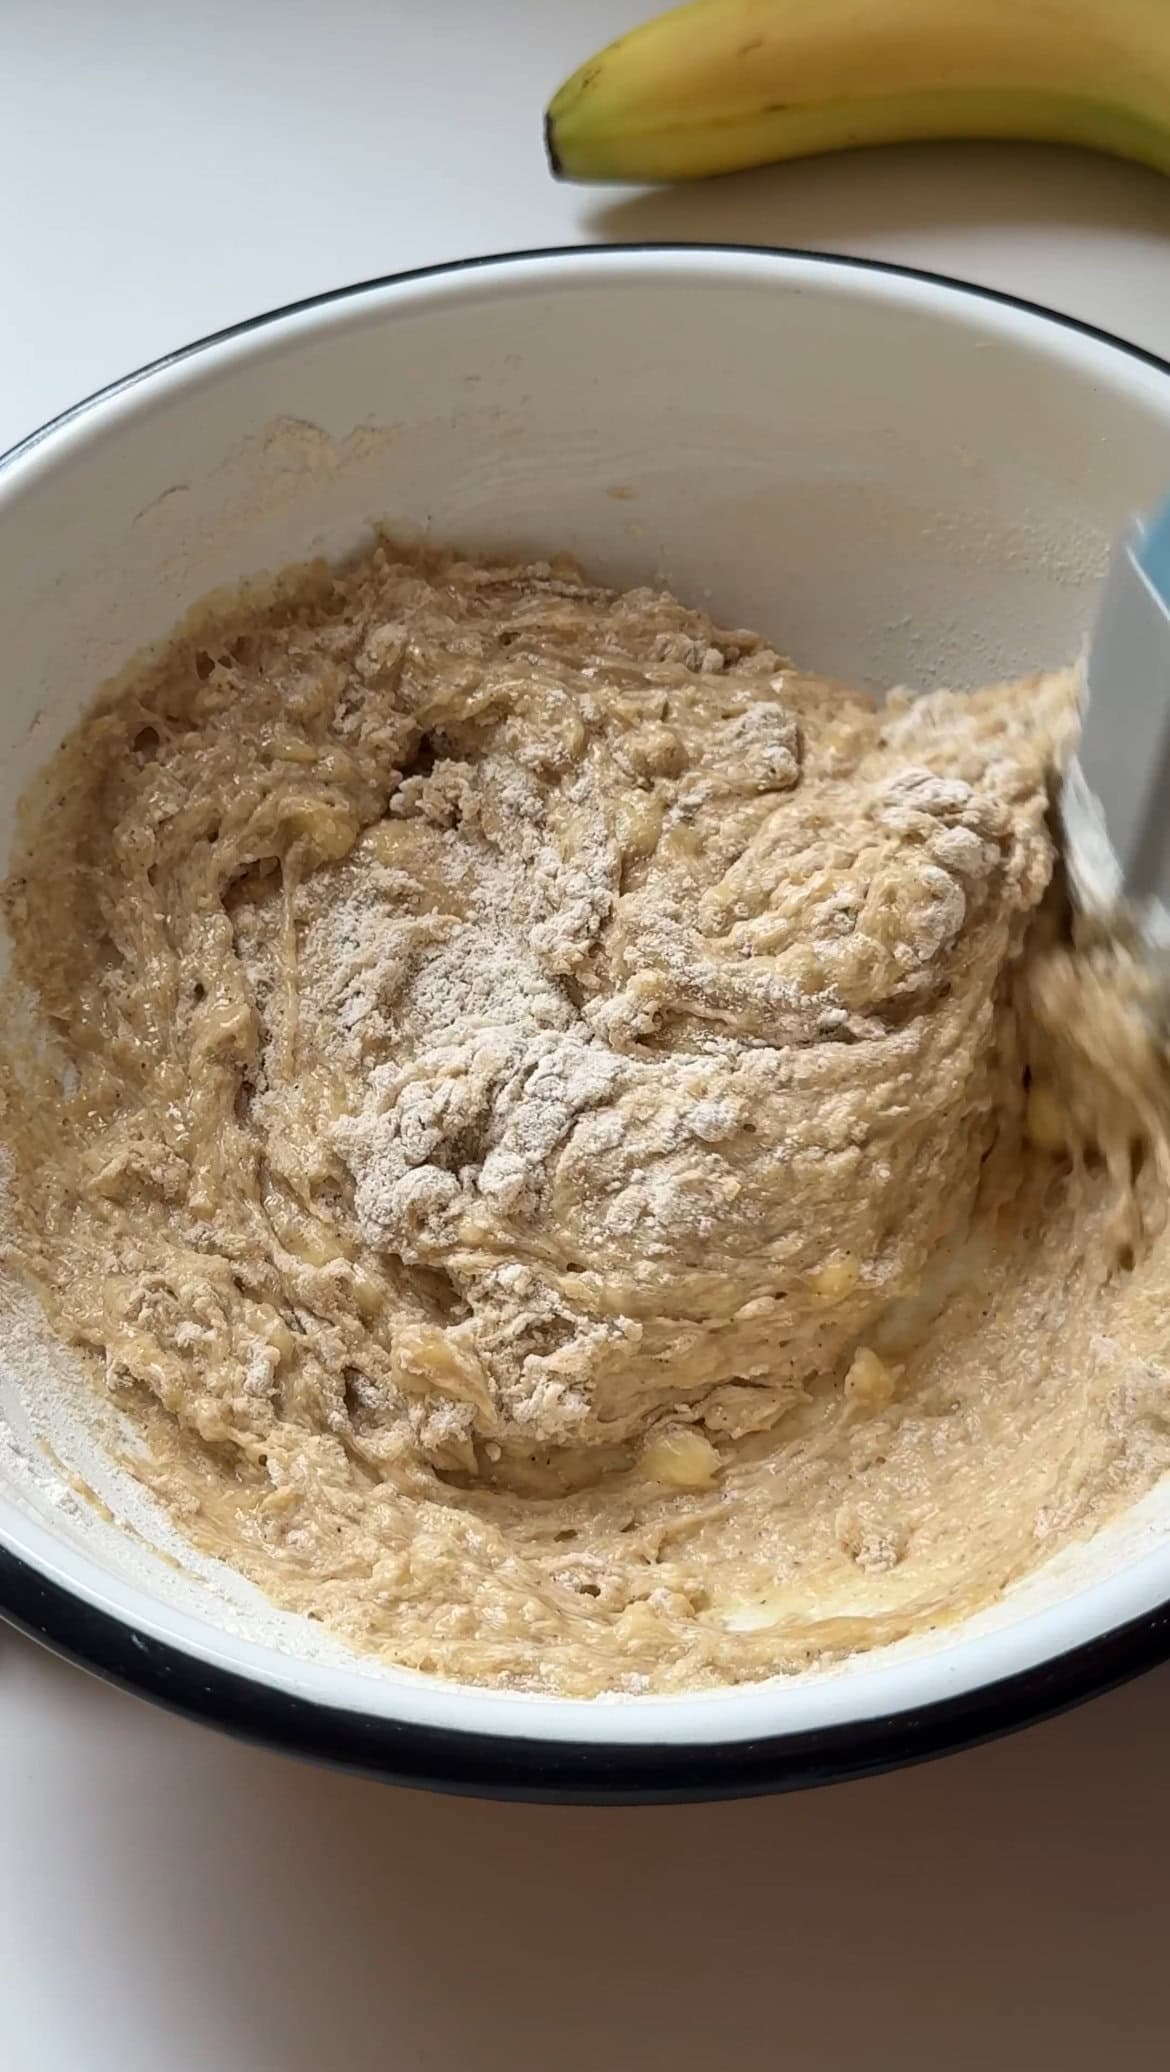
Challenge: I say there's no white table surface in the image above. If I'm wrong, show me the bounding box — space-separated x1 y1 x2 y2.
4 6 1170 2067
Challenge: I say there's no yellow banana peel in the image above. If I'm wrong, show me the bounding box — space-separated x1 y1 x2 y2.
546 0 1170 183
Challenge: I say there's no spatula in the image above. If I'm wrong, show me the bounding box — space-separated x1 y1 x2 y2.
1062 496 1170 950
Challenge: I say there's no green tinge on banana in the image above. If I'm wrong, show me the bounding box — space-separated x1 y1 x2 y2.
545 0 1170 183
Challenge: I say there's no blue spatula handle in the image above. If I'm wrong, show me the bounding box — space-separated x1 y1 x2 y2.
1138 494 1170 603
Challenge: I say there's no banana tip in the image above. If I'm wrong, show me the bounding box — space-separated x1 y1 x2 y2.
544 110 567 181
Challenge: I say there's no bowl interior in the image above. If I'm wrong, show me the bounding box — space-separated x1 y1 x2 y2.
3 248 1170 1748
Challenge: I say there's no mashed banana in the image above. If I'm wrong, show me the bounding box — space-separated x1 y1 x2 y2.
2 541 1169 1694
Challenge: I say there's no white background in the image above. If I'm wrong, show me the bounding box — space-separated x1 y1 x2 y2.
4 5 1170 2066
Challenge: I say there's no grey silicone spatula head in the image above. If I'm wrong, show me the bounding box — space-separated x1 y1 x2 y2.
1063 497 1170 950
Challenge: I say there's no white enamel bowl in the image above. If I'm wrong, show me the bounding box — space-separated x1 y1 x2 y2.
3 248 1170 1801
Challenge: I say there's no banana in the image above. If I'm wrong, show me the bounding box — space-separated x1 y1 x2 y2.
545 0 1170 183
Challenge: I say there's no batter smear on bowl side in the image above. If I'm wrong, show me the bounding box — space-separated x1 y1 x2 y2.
2 540 1169 1695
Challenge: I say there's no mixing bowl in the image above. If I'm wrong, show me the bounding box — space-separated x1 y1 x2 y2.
2 246 1170 1802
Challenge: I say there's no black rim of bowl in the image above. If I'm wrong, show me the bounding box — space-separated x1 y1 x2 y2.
2 243 1169 1803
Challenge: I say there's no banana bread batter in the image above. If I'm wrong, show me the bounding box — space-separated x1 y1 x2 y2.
2 541 1169 1695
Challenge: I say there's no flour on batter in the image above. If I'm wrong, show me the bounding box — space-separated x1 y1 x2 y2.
3 540 1170 1695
